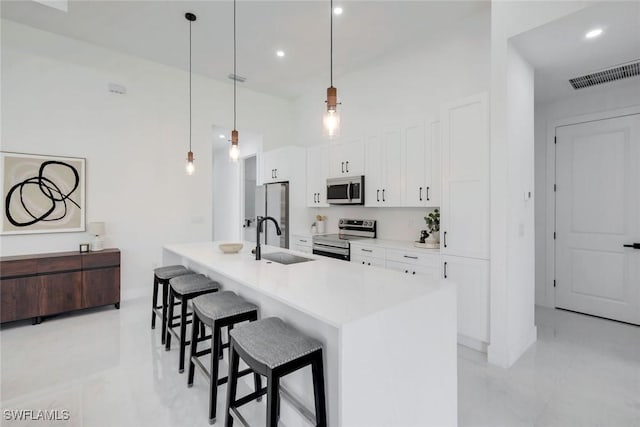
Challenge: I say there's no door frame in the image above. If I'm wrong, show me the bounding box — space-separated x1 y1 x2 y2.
544 105 640 308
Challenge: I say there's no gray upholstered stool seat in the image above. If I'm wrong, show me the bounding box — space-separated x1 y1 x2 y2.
169 273 220 295
193 291 258 323
226 317 327 427
230 317 322 370
154 265 190 280
166 274 219 373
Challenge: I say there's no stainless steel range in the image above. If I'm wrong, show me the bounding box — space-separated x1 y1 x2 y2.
312 218 377 261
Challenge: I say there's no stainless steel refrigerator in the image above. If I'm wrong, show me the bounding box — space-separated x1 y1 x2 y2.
255 182 289 249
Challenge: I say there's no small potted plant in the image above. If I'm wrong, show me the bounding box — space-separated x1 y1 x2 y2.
424 209 440 245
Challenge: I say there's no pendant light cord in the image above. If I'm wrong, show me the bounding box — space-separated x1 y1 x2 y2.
189 18 192 152
330 0 333 87
234 0 237 130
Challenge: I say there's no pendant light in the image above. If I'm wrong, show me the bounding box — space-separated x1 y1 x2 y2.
229 0 240 161
323 0 341 138
185 12 196 175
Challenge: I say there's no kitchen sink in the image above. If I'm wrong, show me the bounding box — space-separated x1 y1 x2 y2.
262 252 314 265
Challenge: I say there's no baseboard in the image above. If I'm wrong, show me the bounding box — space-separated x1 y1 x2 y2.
457 334 488 353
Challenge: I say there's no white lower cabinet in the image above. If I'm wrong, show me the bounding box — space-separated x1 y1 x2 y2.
442 255 490 347
292 234 312 254
351 254 385 268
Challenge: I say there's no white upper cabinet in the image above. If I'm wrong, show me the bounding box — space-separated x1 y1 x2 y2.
306 145 330 207
403 120 440 207
440 93 490 259
329 138 364 177
261 146 302 184
365 130 402 206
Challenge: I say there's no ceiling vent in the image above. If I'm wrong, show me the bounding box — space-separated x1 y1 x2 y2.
569 60 640 89
228 73 246 83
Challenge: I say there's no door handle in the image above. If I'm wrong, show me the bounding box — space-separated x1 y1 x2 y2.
623 243 640 249
403 255 418 260
419 187 423 201
412 271 416 275
443 231 447 248
368 262 371 266
426 186 430 201
444 262 448 279
314 193 317 203
341 162 345 173
382 189 386 202
405 270 409 274
377 189 380 202
346 161 349 173
361 248 372 252
275 169 278 178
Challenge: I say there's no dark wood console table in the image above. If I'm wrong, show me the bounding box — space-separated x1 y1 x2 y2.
1 249 120 324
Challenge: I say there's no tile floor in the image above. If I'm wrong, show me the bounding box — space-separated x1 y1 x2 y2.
1 298 638 426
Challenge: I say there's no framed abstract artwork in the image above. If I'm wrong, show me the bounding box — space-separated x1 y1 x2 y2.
1 152 85 235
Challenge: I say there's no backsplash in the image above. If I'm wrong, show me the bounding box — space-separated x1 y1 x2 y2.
303 206 439 242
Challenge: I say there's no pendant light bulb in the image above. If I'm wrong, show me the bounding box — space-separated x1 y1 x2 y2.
229 129 239 162
323 109 341 138
186 151 195 175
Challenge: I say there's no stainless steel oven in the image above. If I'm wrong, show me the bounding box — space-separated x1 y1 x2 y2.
326 176 364 205
312 218 376 261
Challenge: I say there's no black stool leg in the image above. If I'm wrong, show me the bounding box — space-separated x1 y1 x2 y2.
266 374 280 427
179 295 189 373
209 322 221 423
165 290 175 351
187 311 200 387
161 280 169 345
311 352 327 427
225 344 240 427
151 275 159 329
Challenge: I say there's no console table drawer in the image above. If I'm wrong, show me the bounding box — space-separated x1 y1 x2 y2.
82 250 120 269
37 256 82 274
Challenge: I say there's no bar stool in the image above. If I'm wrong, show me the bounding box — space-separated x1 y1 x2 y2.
188 291 262 424
165 274 220 373
225 317 327 427
151 265 193 345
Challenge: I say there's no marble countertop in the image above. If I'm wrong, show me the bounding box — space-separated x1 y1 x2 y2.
164 241 449 328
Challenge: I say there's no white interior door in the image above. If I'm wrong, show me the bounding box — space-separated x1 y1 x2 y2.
555 114 640 325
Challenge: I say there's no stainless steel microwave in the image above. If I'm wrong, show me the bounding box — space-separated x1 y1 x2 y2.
326 176 365 205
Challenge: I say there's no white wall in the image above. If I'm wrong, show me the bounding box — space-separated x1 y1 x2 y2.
534 77 640 307
489 0 590 368
0 20 292 300
292 9 490 240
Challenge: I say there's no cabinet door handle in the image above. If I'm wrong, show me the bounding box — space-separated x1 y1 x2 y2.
368 262 371 266
382 189 386 202
341 162 345 173
362 261 365 265
419 187 423 201
275 169 278 178
412 271 416 275
443 231 447 248
377 189 380 202
405 270 409 274
361 248 372 253
623 243 640 249
403 255 418 260
300 240 307 243
426 186 430 201
316 193 319 203
346 161 349 173
444 261 448 279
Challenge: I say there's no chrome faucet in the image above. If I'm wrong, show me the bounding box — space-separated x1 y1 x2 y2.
255 216 282 260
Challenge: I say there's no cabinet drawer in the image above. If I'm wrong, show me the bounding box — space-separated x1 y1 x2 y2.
38 271 83 316
386 249 439 267
37 256 81 274
351 245 385 259
82 250 120 269
386 260 439 278
351 255 385 268
292 235 312 248
1 276 40 322
0 259 38 278
83 267 120 308
293 245 312 255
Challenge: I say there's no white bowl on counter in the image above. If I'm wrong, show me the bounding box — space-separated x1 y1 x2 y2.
219 243 243 254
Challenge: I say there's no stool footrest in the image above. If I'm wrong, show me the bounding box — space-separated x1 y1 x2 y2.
232 388 268 409
229 407 251 427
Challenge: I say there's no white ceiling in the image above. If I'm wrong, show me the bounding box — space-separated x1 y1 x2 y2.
511 1 640 104
1 0 488 99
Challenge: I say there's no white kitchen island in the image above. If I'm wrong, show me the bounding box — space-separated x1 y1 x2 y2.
163 241 457 427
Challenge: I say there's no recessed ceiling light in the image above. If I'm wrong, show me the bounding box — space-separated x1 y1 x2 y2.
333 6 343 15
276 50 285 58
219 134 226 139
585 28 603 39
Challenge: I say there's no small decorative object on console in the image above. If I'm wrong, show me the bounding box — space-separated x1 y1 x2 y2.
415 209 440 249
79 243 90 253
